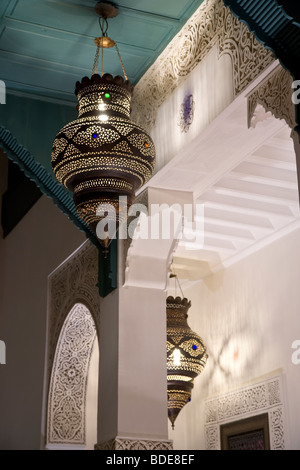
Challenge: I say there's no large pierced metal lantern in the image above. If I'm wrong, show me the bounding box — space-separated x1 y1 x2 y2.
167 296 208 429
51 2 155 254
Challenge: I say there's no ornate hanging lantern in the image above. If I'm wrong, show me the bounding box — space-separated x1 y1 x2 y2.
51 2 155 255
167 276 208 429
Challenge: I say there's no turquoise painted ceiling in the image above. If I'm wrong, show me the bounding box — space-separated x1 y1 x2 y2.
0 0 204 102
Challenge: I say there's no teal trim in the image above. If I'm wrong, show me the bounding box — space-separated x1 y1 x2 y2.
0 125 118 297
0 125 98 246
97 238 118 298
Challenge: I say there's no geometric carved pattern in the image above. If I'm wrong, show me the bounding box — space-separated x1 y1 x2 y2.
248 65 296 130
46 240 100 447
132 0 274 130
95 437 173 451
47 303 97 445
205 374 287 450
47 241 100 379
269 407 285 450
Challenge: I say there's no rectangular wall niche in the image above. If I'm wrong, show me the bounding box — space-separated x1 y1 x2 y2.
220 413 270 450
205 374 287 450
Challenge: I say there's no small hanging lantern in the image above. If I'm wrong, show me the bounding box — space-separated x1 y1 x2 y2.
167 275 208 429
51 1 155 255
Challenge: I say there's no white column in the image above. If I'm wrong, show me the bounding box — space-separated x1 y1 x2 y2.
96 210 179 450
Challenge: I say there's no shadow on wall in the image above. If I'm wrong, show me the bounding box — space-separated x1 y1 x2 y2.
205 323 264 388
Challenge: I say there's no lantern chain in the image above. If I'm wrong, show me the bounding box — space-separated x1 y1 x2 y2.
115 42 128 81
92 15 128 80
170 270 185 299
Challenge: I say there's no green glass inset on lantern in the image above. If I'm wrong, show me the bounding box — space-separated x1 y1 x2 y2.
51 73 156 253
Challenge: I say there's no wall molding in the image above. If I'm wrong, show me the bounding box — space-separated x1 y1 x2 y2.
204 373 288 450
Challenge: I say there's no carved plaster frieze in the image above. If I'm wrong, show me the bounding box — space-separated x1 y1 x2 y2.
248 65 296 129
205 374 287 450
95 437 173 451
132 0 274 130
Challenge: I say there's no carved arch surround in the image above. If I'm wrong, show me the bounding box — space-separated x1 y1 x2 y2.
47 303 97 446
46 241 101 447
47 241 100 374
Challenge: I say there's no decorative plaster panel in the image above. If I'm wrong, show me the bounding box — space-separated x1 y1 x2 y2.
48 240 100 375
132 0 274 130
47 303 97 445
248 66 296 130
46 241 100 447
95 437 173 451
205 374 287 450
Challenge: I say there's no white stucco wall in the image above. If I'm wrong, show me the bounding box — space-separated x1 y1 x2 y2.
0 195 85 449
151 45 234 171
170 228 300 450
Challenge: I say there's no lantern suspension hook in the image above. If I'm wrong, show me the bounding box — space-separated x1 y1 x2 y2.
169 268 185 299
92 1 128 80
99 16 109 37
